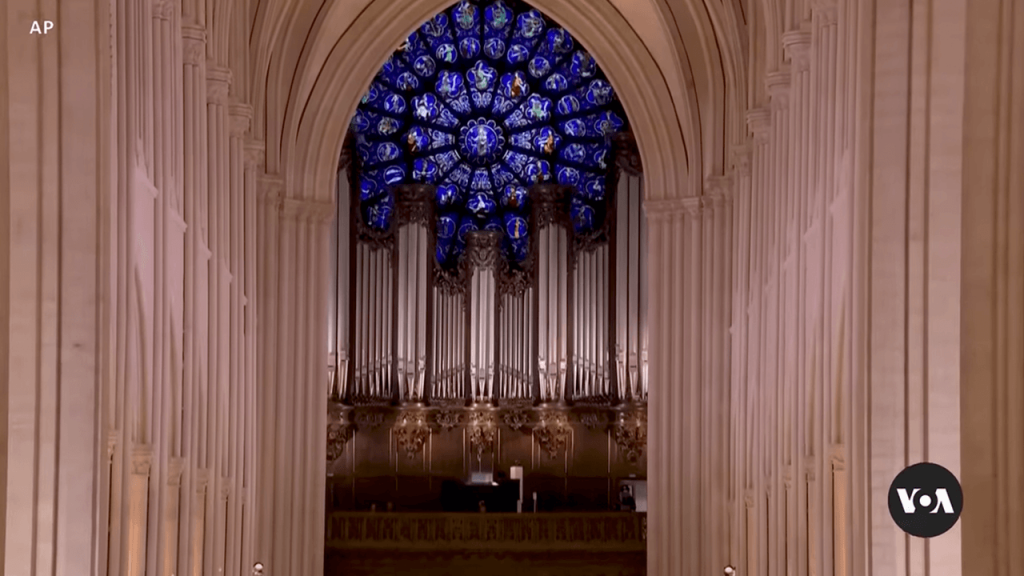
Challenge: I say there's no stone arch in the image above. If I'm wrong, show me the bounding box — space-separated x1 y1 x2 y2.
268 0 695 205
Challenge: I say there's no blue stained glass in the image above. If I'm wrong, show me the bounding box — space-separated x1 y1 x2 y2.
501 185 528 208
351 0 627 267
437 214 458 239
484 38 506 59
457 217 479 243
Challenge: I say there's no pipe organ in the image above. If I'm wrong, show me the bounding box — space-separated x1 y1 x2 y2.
329 136 648 408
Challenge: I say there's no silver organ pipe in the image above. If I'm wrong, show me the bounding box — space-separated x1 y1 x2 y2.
333 141 648 408
336 169 350 399
465 231 499 404
613 170 647 402
432 281 466 403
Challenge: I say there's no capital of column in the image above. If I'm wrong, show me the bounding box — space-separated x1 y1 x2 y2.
766 71 791 107
280 196 335 223
743 489 755 509
167 457 185 486
220 479 233 501
194 468 211 495
746 108 771 140
245 141 266 169
153 0 176 21
207 66 232 105
782 31 812 71
107 432 118 464
730 144 751 176
829 444 846 471
812 0 838 25
229 103 253 137
131 446 154 476
644 196 702 221
257 174 285 205
804 458 817 482
705 174 733 206
181 23 206 66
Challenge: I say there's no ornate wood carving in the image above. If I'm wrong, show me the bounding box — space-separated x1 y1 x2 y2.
434 409 463 431
612 410 647 464
502 409 530 431
529 183 570 229
534 411 571 458
611 132 642 176
327 403 354 463
462 231 502 272
325 512 647 552
352 408 387 429
574 409 610 430
395 183 435 227
394 411 431 459
467 411 498 464
433 265 467 297
496 266 532 301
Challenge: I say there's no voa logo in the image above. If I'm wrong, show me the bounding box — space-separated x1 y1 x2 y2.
887 462 963 538
894 487 955 514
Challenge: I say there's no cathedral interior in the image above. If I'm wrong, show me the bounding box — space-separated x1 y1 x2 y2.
3 0 1024 575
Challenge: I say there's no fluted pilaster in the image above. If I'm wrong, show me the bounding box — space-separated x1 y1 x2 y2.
645 195 709 576
257 192 333 576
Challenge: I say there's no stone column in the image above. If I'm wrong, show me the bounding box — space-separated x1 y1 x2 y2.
179 19 209 576
727 144 751 574
256 194 333 576
644 196 703 576
743 106 770 576
704 177 733 575
959 0 1024 571
161 458 185 576
127 448 153 576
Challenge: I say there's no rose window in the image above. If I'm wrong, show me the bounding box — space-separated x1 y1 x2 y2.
352 0 627 268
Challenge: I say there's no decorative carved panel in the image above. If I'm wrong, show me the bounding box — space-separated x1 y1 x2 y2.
394 410 431 459
435 409 463 431
467 411 498 464
612 410 647 464
327 404 354 463
502 408 531 431
395 184 435 227
534 411 571 458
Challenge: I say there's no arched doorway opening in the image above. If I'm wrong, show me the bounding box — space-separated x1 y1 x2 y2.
321 6 651 569
255 0 702 574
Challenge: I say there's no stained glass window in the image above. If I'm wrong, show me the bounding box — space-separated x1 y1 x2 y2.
352 0 627 268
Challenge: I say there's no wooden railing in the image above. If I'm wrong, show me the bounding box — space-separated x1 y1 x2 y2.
325 512 646 552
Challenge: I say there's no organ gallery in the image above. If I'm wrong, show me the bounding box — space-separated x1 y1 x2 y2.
324 2 650 512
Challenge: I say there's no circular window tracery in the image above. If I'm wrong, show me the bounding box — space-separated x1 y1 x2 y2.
352 0 627 268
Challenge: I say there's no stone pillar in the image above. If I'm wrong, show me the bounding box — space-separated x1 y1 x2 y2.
704 178 733 575
127 448 153 576
179 19 209 576
743 106 770 576
644 196 704 576
256 194 332 576
190 469 209 576
765 68 790 576
161 458 185 576
959 0 1024 571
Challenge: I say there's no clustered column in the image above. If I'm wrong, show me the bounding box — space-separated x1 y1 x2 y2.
645 196 707 576
257 189 334 576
